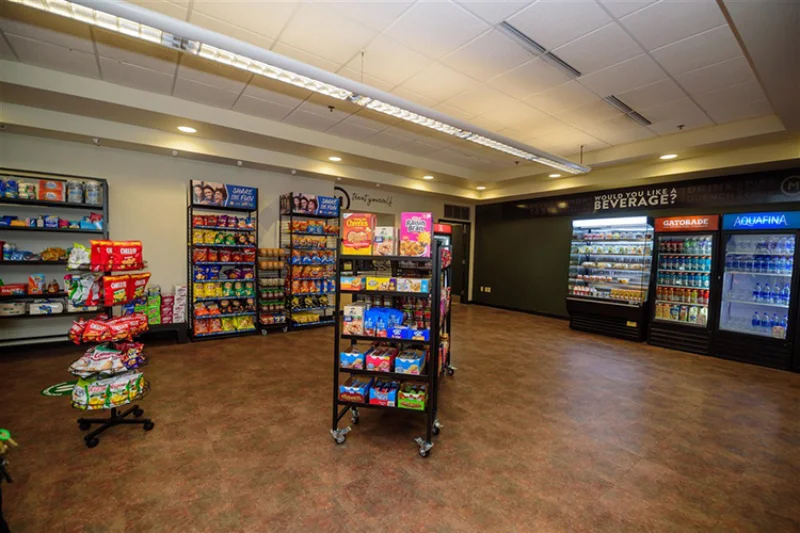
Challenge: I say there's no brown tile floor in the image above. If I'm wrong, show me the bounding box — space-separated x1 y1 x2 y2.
2 304 800 532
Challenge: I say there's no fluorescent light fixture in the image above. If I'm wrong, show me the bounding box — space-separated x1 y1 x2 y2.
177 126 196 133
660 154 678 160
549 173 562 178
572 216 649 228
422 175 434 180
476 186 487 191
328 156 342 162
14 0 590 175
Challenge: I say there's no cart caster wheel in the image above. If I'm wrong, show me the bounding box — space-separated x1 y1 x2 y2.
335 435 346 445
133 408 144 418
419 448 430 458
432 425 440 436
282 326 288 333
78 421 91 431
261 330 268 336
85 437 99 448
351 417 359 425
447 367 455 376
143 420 155 431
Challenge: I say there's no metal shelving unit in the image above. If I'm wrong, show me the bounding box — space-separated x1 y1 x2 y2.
331 240 453 458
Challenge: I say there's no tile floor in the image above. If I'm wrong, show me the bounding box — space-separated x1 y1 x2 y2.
1 304 799 532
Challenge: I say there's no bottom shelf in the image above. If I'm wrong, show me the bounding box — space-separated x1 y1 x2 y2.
338 400 427 414
192 328 257 339
292 320 335 329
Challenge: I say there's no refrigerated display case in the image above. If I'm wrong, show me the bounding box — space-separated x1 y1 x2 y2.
648 215 719 355
713 211 800 370
566 216 654 341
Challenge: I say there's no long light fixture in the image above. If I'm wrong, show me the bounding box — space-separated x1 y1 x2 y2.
9 0 590 175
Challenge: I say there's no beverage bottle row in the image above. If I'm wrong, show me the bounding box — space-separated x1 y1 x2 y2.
657 271 710 288
750 312 788 339
659 255 711 271
656 303 707 325
729 236 796 255
656 287 709 305
751 283 791 306
725 255 794 274
658 237 712 255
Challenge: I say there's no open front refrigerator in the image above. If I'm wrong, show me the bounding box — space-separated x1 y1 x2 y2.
712 212 799 370
567 216 654 341
648 215 719 355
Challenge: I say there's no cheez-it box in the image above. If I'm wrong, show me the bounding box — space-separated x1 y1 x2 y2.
341 213 376 255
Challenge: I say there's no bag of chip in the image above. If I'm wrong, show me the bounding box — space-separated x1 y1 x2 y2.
193 248 208 262
206 215 218 227
192 215 205 227
207 248 219 262
219 249 232 262
204 230 217 244
82 319 113 343
194 319 209 334
128 272 151 301
69 318 87 344
91 240 113 272
231 251 243 262
221 317 235 331
103 274 131 306
208 266 222 279
112 241 143 271
192 229 204 244
218 215 228 227
243 248 256 262
68 243 91 270
208 318 223 332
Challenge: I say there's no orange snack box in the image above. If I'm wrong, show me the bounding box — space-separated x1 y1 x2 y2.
341 213 376 256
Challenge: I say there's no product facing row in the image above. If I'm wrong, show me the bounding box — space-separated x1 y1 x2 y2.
1 176 103 205
340 344 427 375
340 276 430 293
339 376 428 410
342 212 432 257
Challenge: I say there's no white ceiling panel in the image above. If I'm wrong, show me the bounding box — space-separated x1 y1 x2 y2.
397 63 479 103
295 95 357 122
394 140 445 157
441 29 532 81
278 4 379 65
642 97 713 134
693 80 771 124
177 55 250 93
231 94 295 121
578 54 667 97
173 77 241 108
478 100 549 129
592 115 657 144
507 0 612 50
469 114 505 133
432 103 477 122
241 76 307 109
651 25 741 77
597 0 656 19
383 1 490 60
389 86 439 108
271 42 341 72
324 1 415 33
191 1 299 41
0 35 16 60
487 58 572 99
553 22 643 75
444 85 517 116
558 100 623 128
189 11 274 50
325 120 382 141
0 15 94 53
6 35 99 78
338 113 391 134
93 29 178 75
363 128 418 149
675 56 754 96
127 0 189 20
342 34 433 86
524 81 601 115
282 108 342 131
98 57 174 95
336 67 395 92
512 114 576 141
614 78 686 111
619 0 726 51
456 0 531 24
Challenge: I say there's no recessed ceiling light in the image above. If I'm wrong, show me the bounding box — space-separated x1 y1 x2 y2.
549 173 562 178
476 186 486 191
328 156 342 162
660 154 678 160
177 126 196 133
422 175 434 180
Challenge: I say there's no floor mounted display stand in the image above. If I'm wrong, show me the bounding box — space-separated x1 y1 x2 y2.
77 394 153 448
257 247 288 335
331 240 452 458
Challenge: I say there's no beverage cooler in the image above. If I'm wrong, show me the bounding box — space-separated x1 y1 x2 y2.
712 212 799 370
567 216 654 341
648 215 719 355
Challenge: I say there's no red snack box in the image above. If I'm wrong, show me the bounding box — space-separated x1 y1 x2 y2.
0 284 27 296
38 180 65 202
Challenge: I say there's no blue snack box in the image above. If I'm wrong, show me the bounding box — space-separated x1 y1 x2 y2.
402 328 430 342
339 376 373 403
395 350 426 375
388 326 405 339
340 347 369 370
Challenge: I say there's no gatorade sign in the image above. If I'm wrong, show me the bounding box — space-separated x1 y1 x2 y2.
655 215 719 232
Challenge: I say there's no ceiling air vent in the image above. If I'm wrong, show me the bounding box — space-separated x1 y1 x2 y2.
604 96 653 126
444 205 471 221
498 22 582 78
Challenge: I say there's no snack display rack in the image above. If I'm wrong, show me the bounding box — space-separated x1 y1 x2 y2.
257 247 288 334
187 198 258 341
279 192 340 330
0 169 109 347
331 239 452 458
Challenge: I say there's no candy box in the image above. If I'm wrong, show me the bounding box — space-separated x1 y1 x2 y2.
395 349 426 375
388 326 406 339
396 278 430 293
402 328 430 342
339 376 373 404
398 382 427 411
343 302 368 336
0 284 27 296
366 277 396 291
366 346 397 372
369 379 399 407
399 212 432 257
341 213 375 255
28 274 46 295
340 347 368 370
38 179 65 202
339 276 365 291
373 226 396 256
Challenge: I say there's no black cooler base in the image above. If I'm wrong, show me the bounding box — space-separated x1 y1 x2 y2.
567 297 648 342
712 330 793 370
648 321 711 355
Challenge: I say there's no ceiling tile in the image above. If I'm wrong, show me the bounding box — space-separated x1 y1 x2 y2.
191 1 299 41
390 86 439 108
512 115 576 140
0 35 15 59
487 58 572 99
93 29 178 75
397 63 479 103
693 80 772 124
597 0 656 19
338 113 391 133
614 78 686 110
278 3 379 65
0 12 94 53
231 95 295 121
477 100 549 129
675 56 754 96
558 100 623 127
363 128 418 149
178 55 250 93
441 29 532 81
619 0 726 51
282 108 342 131
189 11 274 50
651 25 741 77
6 35 99 78
241 76 307 109
126 0 188 20
444 85 517 116
325 120 382 141
507 0 612 50
433 103 476 122
642 97 713 134
553 22 643 75
271 42 341 72
173 77 241 108
98 57 174 94
578 54 667 96
342 34 433 86
592 116 657 144
321 0 415 33
525 80 602 115
455 0 531 24
294 95 357 122
383 2 490 60
467 114 505 133
336 67 395 92
394 141 445 157
352 108 403 129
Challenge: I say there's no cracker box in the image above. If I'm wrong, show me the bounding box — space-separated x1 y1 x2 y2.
366 277 397 291
38 180 65 202
396 278 430 293
399 212 432 257
340 347 368 370
373 226 397 256
341 213 376 255
339 276 365 291
395 349 426 375
343 302 368 336
398 382 427 411
369 380 399 407
366 346 397 372
339 376 373 404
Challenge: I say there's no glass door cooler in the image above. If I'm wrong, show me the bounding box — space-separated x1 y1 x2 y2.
567 216 654 341
712 212 800 370
648 215 719 355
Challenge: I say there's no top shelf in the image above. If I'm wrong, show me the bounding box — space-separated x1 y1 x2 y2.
572 239 652 244
0 197 105 211
0 226 104 234
340 255 432 263
190 204 256 214
282 211 339 220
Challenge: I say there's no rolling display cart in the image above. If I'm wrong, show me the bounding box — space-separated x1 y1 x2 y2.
0 169 109 347
279 192 340 330
648 215 720 355
257 247 288 334
331 240 452 458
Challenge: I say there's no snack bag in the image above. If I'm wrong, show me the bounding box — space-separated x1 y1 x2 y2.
399 212 432 257
221 317 235 331
341 213 376 255
192 215 205 227
193 248 208 262
128 273 151 301
82 319 113 343
68 318 87 344
90 240 113 272
103 274 131 306
112 241 143 271
68 243 91 270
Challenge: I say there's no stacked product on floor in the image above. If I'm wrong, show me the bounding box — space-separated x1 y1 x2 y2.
257 247 287 333
332 212 453 458
66 240 154 448
188 179 258 340
279 192 340 329
0 170 109 346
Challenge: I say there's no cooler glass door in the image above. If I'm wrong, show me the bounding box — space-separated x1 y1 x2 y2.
719 232 795 339
653 233 714 327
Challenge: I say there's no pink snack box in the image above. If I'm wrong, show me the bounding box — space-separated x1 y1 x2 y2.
399 212 432 258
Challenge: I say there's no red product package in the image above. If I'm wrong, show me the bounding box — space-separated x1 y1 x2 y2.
90 240 114 272
68 319 87 344
127 273 151 301
82 320 112 343
112 241 143 271
108 320 131 341
103 274 131 306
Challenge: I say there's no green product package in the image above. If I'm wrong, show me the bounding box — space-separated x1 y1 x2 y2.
146 305 161 325
146 294 161 308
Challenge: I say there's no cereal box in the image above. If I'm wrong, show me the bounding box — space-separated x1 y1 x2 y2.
339 276 365 291
373 226 396 256
366 277 396 291
396 278 430 293
343 303 368 336
341 213 375 255
399 212 432 257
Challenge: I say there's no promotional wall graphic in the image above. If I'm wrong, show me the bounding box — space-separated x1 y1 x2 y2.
280 193 339 217
722 211 800 231
191 180 256 210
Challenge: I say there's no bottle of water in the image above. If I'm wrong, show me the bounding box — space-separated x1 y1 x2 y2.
761 283 771 303
781 284 791 306
777 257 787 274
753 282 761 302
787 256 794 274
769 257 778 273
788 237 796 255
760 312 771 332
777 237 787 255
752 311 760 330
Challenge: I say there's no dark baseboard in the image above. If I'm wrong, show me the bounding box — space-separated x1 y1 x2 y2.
471 301 569 321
